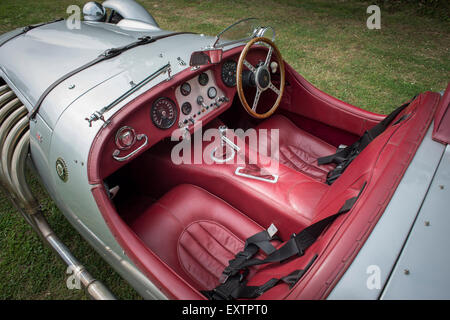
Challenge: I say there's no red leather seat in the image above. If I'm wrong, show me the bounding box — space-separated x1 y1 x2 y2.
130 184 274 291
256 115 337 183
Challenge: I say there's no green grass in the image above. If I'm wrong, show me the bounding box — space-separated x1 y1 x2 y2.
0 0 449 300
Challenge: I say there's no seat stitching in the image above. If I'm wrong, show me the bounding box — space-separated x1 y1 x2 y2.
177 219 246 289
197 222 239 257
280 146 328 180
178 241 220 289
285 145 331 174
184 226 228 269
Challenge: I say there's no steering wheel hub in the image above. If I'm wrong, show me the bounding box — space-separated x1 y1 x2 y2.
256 67 271 90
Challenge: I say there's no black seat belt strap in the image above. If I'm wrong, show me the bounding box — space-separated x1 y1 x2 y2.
223 185 365 278
208 183 366 300
318 96 417 184
220 226 278 283
204 254 318 300
231 255 318 299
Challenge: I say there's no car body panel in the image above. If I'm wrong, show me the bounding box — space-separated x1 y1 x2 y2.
381 143 450 299
328 124 446 299
0 20 215 128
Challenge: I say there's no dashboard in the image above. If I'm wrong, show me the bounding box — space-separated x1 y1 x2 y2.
89 46 270 183
149 63 237 131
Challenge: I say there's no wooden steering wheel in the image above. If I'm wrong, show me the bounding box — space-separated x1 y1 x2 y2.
236 37 285 119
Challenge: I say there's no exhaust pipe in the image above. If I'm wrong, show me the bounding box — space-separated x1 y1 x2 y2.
0 84 116 300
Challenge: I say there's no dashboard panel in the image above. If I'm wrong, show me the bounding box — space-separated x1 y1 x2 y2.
88 45 271 183
175 69 227 128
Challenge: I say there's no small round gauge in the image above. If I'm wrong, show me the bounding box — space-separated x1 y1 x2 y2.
207 86 217 99
221 60 237 87
115 126 136 150
181 102 192 115
180 82 191 96
198 72 209 86
151 97 178 129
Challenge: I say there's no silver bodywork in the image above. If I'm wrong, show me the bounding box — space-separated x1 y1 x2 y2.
329 125 450 299
0 16 217 300
103 0 159 28
83 2 107 22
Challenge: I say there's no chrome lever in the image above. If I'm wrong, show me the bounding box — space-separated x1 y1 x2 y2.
112 134 148 161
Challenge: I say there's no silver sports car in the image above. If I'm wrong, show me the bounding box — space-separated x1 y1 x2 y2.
0 0 449 300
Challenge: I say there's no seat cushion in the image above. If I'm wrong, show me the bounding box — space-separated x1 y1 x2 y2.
130 184 270 291
256 115 337 183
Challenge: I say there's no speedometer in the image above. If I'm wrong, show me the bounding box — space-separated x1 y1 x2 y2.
151 97 178 129
221 60 237 87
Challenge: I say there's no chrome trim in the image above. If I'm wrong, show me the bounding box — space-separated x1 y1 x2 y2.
115 126 136 151
211 146 235 163
86 63 171 127
112 133 148 162
235 166 279 183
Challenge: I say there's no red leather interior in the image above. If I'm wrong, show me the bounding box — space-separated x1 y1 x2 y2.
280 63 384 138
120 118 331 239
130 184 278 291
256 114 337 183
86 42 441 299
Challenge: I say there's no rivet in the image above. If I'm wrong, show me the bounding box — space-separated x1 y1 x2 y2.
425 221 430 226
68 84 75 89
404 269 410 275
439 185 444 190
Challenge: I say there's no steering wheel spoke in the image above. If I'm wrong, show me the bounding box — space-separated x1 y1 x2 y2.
269 82 280 95
252 88 262 111
264 46 273 66
243 59 256 73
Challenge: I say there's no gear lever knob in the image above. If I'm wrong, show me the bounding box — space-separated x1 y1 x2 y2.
218 125 227 137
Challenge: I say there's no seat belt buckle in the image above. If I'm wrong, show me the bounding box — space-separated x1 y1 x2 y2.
267 223 278 239
219 273 230 284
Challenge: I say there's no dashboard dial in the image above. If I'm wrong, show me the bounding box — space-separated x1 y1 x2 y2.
207 87 217 99
221 60 237 87
180 82 191 96
151 97 178 129
198 72 209 86
181 102 192 115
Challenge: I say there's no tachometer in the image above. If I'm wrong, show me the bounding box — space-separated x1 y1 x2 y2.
151 97 178 129
221 60 237 87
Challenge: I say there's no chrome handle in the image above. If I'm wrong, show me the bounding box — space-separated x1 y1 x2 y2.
112 134 148 162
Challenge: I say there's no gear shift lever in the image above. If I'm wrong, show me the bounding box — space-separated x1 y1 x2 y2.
211 125 238 163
